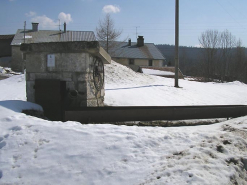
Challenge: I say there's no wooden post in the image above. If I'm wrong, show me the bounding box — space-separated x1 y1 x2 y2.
175 0 179 87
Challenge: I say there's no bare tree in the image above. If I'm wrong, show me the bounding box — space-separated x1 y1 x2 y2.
218 29 236 81
199 30 220 80
96 14 122 54
233 39 246 81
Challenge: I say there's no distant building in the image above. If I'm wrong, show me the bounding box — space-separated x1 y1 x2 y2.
101 36 166 69
0 34 14 67
11 22 96 72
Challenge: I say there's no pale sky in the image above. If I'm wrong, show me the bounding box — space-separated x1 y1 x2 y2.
1 0 247 47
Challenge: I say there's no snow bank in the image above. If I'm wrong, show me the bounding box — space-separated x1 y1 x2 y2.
105 61 247 106
142 68 175 76
0 107 247 184
0 74 26 101
0 74 42 113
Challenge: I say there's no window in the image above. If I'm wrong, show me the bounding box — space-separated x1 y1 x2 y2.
129 59 134 65
149 60 153 66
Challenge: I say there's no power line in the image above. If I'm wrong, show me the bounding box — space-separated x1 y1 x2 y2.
226 0 247 20
216 0 247 31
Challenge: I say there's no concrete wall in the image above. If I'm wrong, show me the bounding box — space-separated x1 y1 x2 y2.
22 41 108 107
153 60 163 67
134 59 148 66
0 57 11 67
11 46 24 72
0 37 13 57
112 58 129 66
112 57 163 67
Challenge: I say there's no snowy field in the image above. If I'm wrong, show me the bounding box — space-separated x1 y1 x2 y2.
0 61 247 184
105 61 247 106
142 68 175 76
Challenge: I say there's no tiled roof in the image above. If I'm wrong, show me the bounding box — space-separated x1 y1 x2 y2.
0 35 15 40
102 42 165 60
11 29 96 45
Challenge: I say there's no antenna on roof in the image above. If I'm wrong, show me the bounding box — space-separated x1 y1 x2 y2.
135 26 140 39
57 19 61 31
24 21 26 43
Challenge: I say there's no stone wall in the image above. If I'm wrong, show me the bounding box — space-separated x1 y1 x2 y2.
0 37 13 57
21 41 110 108
11 46 24 72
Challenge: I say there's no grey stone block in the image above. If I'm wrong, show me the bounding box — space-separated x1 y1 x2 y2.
26 81 35 103
78 73 89 82
26 53 47 73
87 98 104 107
101 89 105 97
61 72 72 81
34 73 61 80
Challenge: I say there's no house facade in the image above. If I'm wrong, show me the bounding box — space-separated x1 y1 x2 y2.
11 22 96 72
0 34 14 67
105 36 166 67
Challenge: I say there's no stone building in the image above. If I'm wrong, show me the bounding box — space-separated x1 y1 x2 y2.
11 22 96 72
21 41 111 120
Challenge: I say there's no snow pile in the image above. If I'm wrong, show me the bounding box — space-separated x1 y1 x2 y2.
0 61 247 184
105 61 247 106
0 107 247 184
0 66 21 77
142 68 175 76
105 61 157 87
0 74 26 101
0 67 6 74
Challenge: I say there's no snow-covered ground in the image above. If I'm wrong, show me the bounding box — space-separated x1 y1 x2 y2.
105 61 247 106
0 61 247 185
142 68 175 76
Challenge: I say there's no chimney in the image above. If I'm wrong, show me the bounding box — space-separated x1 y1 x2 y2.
137 36 144 47
32 22 39 32
64 22 66 32
128 38 131 46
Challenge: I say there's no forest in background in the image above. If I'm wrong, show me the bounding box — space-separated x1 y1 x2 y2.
156 44 203 76
156 30 247 84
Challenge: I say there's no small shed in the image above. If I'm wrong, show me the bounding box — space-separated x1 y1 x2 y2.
21 41 111 120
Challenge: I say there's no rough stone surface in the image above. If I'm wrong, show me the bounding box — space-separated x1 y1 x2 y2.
26 53 47 73
11 46 24 72
26 80 35 102
23 41 107 108
21 41 100 53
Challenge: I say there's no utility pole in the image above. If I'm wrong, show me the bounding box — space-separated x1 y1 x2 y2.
24 21 26 43
175 0 179 87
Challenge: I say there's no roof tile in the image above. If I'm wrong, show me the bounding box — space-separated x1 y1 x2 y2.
11 30 96 45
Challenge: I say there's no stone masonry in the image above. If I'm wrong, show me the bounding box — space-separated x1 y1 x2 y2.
21 41 111 107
